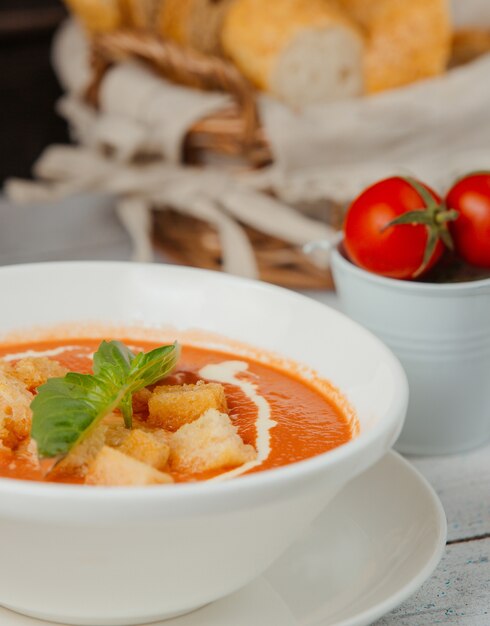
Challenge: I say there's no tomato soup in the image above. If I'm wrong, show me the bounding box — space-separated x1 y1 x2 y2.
0 337 354 485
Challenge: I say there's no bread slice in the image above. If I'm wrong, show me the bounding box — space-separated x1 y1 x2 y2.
221 0 364 107
158 0 236 55
340 0 452 93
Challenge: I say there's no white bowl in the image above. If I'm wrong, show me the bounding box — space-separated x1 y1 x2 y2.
0 262 408 626
331 247 490 455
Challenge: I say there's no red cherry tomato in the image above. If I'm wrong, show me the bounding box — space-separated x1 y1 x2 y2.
446 173 490 268
344 177 454 280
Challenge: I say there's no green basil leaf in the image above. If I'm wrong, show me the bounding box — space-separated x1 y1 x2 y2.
31 373 122 459
128 342 181 391
93 341 136 428
93 340 135 379
31 340 179 459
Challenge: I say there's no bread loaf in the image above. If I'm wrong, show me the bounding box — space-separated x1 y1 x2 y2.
451 29 490 67
221 0 364 108
340 0 452 93
120 0 163 31
65 0 165 33
64 0 123 33
159 0 236 55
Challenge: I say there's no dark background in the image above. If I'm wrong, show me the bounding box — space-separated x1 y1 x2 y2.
0 0 69 183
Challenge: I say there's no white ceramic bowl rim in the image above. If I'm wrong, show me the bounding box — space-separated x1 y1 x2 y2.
332 246 490 296
0 262 407 508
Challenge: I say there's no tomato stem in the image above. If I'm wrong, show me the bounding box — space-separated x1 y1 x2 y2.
383 177 458 276
435 209 459 225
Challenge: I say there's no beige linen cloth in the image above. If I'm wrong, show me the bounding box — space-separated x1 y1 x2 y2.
6 1 490 278
6 21 338 278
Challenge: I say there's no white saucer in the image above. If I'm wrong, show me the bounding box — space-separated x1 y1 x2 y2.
1 452 446 626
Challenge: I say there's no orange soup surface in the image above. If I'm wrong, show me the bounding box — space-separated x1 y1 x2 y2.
0 338 354 484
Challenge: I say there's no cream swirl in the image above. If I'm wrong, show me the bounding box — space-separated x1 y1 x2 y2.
199 360 276 480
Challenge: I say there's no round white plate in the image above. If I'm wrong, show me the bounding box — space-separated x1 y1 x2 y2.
0 452 446 626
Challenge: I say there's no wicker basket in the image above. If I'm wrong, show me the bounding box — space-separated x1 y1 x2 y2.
85 30 339 288
86 28 490 168
153 208 339 290
87 30 270 166
83 28 490 289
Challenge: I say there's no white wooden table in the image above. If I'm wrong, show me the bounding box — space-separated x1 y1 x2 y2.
0 195 489 625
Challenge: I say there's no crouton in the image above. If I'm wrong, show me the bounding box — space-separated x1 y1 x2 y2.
148 382 228 432
118 429 170 470
170 409 256 474
2 357 68 392
103 412 130 447
86 446 173 486
15 438 41 469
56 415 170 477
132 387 152 415
0 371 33 450
53 423 108 477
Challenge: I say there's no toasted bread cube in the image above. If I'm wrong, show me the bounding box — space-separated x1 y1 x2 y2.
3 357 68 392
132 388 152 415
148 381 228 432
86 446 173 486
103 412 130 447
54 423 108 477
103 413 160 446
0 371 33 450
170 408 256 474
118 429 170 469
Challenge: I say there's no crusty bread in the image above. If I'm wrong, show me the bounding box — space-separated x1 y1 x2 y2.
339 0 452 93
120 0 163 31
158 0 236 55
450 29 490 67
64 0 124 33
221 0 364 107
